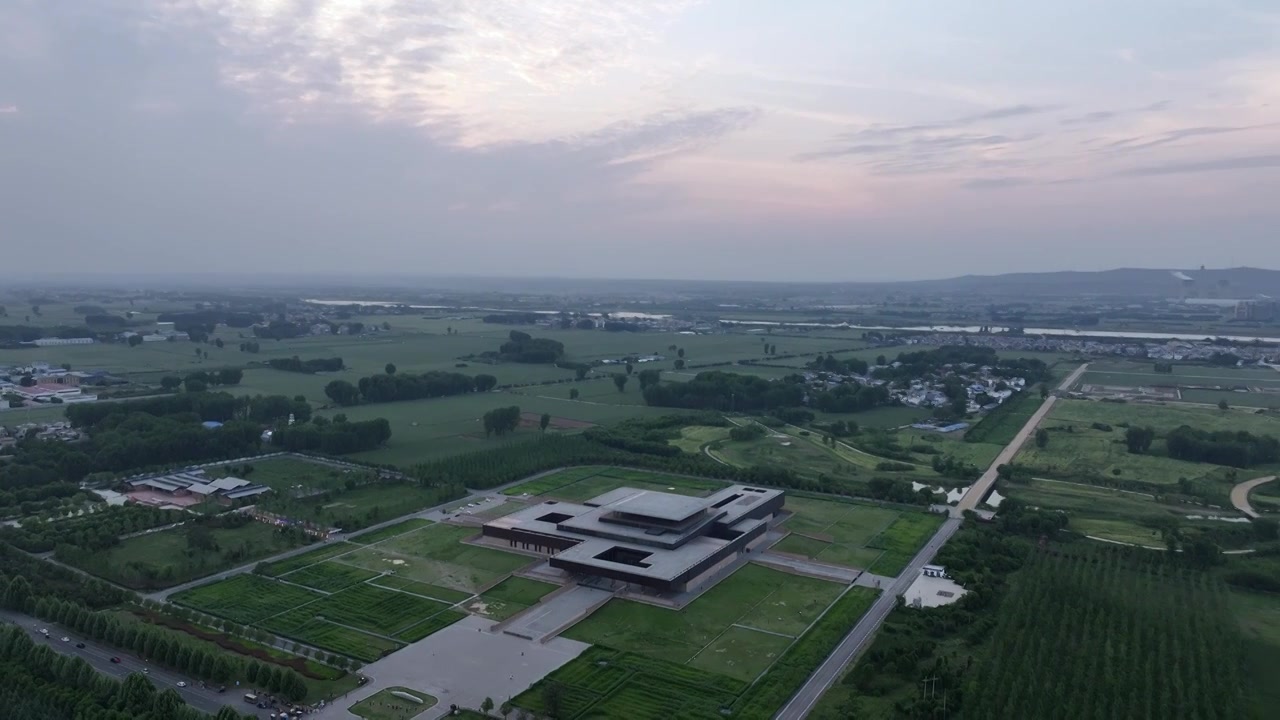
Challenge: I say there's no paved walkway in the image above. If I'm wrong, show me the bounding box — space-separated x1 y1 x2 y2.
500 585 613 641
311 615 588 720
1230 475 1276 519
756 552 861 584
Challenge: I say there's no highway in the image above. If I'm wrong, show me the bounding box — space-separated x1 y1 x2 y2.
0 607 270 717
775 364 1088 719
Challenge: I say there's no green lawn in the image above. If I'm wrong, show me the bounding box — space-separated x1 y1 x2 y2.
777 496 934 572
340 523 530 592
350 518 435 545
261 482 458 532
207 456 357 493
75 521 312 590
367 574 474 604
1071 518 1167 547
864 513 945 575
350 687 437 720
172 574 323 625
563 563 842 682
282 561 381 593
466 577 558 621
258 542 361 576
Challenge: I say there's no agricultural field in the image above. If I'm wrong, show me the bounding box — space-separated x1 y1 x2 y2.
74 521 312 590
1231 589 1280 711
563 563 844 683
466 576 558 621
349 687 437 720
966 549 1248 720
503 466 727 501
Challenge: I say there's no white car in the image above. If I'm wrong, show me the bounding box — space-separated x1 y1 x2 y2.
61 636 70 643
176 681 188 688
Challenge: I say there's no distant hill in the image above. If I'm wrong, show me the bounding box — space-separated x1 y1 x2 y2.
849 267 1280 299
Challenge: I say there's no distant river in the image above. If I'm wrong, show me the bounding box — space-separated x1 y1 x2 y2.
302 299 1278 343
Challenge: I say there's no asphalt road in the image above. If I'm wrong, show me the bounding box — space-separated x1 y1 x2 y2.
773 516 962 720
1230 475 1277 519
953 362 1088 516
775 364 1089 719
0 607 275 717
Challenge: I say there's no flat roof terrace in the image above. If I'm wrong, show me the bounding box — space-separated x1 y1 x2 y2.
604 491 713 522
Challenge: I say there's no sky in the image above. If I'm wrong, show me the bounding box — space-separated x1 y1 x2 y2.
1 0 1279 282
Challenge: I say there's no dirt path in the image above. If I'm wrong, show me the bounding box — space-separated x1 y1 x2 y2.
1230 475 1276 519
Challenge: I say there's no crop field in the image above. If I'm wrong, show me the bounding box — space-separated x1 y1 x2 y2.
774 496 901 569
503 466 726 501
173 574 323 625
563 563 843 682
1232 589 1280 710
963 390 1046 445
466 577 558 621
339 523 531 592
78 521 311 589
267 583 452 637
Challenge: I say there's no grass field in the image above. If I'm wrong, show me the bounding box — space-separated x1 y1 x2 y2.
1012 399 1280 488
262 482 457 532
350 519 434 544
281 561 381 592
77 521 311 590
340 523 531 592
258 542 361 576
563 563 843 683
775 496 901 569
349 687 437 720
670 425 733 454
207 456 359 494
466 577 558 621
520 585 880 720
173 574 324 625
864 513 946 575
1232 589 1280 711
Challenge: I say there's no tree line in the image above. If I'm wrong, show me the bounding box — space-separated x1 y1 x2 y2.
0 575 306 705
1165 425 1280 467
491 330 565 363
0 623 253 719
0 505 185 554
266 356 344 374
324 370 495 406
269 417 391 454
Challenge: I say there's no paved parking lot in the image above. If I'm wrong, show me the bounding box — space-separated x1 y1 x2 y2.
314 615 588 719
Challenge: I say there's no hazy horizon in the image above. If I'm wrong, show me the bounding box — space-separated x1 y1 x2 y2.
3 1 1279 280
